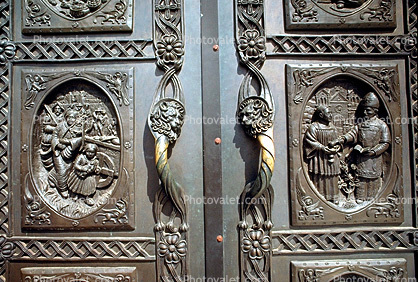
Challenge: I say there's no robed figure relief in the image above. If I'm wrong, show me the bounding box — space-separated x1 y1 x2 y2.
303 86 391 209
33 89 121 219
329 92 391 203
304 106 340 204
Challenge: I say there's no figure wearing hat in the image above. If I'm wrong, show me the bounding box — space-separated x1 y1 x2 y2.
329 92 390 203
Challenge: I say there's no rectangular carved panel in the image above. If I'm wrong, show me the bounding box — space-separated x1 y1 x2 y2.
287 63 404 226
22 0 133 33
284 0 396 30
292 258 407 281
21 266 137 281
20 66 135 230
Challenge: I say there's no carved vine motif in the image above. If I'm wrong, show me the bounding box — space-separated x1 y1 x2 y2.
24 0 52 26
291 0 318 22
0 38 15 65
150 1 188 281
236 0 274 280
361 0 393 21
30 88 121 219
94 199 128 224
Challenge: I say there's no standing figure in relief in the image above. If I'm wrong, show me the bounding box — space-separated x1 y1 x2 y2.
48 109 83 198
329 92 390 203
304 105 341 203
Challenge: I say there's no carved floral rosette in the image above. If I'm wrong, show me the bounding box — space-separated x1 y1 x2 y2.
285 0 396 30
292 259 407 282
287 63 404 226
22 0 133 33
20 67 135 230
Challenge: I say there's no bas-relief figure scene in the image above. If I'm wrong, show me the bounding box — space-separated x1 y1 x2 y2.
30 80 121 219
301 77 391 211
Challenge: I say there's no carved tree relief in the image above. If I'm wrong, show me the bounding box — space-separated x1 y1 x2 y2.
287 63 404 226
21 68 134 230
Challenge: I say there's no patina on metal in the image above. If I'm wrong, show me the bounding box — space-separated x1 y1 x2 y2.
149 0 189 281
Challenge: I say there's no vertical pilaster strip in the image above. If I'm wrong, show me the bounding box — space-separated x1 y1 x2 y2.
0 0 13 280
235 1 275 281
150 1 188 281
408 0 418 226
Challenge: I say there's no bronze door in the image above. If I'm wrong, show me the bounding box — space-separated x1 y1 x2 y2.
0 0 417 281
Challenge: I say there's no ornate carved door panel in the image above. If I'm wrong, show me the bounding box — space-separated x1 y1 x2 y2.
0 0 417 281
2 0 205 281
221 0 417 281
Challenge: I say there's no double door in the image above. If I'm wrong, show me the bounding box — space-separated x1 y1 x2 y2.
0 0 417 280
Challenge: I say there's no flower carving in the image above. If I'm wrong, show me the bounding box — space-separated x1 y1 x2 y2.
242 230 271 260
238 29 266 59
0 39 16 65
0 236 14 262
158 233 187 264
156 34 184 64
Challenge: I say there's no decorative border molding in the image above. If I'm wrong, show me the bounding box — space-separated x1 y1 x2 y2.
408 0 418 228
10 237 155 260
267 35 413 55
0 1 10 279
149 1 188 281
272 228 418 254
14 40 154 62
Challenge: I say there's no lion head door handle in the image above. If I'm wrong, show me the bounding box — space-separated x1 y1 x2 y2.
150 1 188 281
236 0 275 280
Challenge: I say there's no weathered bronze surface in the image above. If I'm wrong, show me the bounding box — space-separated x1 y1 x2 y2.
0 0 416 280
287 63 404 226
20 67 135 230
